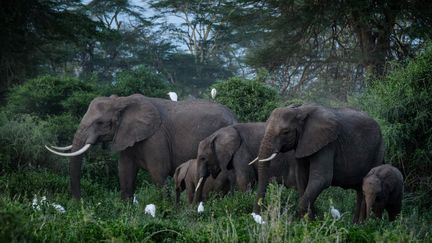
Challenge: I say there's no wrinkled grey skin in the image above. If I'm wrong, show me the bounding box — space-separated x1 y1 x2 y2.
255 104 384 223
194 122 298 203
66 94 236 199
174 159 234 204
360 164 403 222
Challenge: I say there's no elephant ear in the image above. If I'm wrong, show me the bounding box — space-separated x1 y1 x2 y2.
213 127 241 171
295 106 339 158
112 96 161 151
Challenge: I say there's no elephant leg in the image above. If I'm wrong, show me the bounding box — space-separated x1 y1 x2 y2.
295 159 309 198
236 172 251 192
187 186 194 204
358 193 367 223
118 152 138 200
353 190 364 223
175 188 181 206
298 146 334 218
386 202 401 221
373 206 384 219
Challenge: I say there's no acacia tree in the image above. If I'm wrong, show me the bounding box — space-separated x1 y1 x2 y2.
230 0 432 100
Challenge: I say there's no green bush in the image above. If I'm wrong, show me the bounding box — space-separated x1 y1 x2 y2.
7 75 98 117
357 44 432 191
110 65 170 98
212 77 280 122
0 113 63 173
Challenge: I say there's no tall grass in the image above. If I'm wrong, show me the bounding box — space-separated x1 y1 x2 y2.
1 170 429 242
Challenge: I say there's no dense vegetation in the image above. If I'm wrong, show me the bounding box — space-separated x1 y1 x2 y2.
1 0 432 241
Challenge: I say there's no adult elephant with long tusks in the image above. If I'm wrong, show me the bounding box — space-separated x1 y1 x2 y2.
194 123 298 203
254 104 384 223
46 94 237 200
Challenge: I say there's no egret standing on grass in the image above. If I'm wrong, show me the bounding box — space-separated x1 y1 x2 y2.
168 92 178 101
145 204 156 217
197 202 204 213
330 206 341 220
211 88 217 99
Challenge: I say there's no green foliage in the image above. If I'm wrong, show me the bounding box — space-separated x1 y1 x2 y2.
0 113 61 173
213 77 280 122
7 75 98 117
110 66 170 98
356 45 432 191
0 170 430 242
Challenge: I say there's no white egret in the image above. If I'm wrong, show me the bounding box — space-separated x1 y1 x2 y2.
330 206 341 220
32 195 41 211
133 195 139 205
167 92 178 101
197 202 205 213
251 212 266 224
145 204 156 217
211 88 217 99
51 203 66 213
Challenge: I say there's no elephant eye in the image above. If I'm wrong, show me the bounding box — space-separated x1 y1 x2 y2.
281 129 290 135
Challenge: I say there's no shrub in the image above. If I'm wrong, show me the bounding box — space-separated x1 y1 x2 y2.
212 77 280 122
110 65 170 98
0 113 62 173
356 44 432 191
7 75 98 117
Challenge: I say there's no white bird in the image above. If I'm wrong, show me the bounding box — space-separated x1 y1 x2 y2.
211 88 217 99
197 201 205 213
32 195 41 211
330 206 341 220
251 212 266 225
51 203 66 213
167 92 178 101
40 196 47 204
145 204 156 217
133 195 139 205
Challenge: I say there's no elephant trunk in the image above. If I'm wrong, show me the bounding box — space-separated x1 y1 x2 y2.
365 194 376 219
69 127 87 199
193 176 207 204
254 133 274 213
254 160 270 213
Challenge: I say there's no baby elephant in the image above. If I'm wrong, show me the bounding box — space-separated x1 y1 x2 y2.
174 159 234 204
362 164 403 221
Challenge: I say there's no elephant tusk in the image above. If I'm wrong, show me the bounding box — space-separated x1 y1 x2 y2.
50 145 73 151
259 153 278 162
195 177 204 192
248 157 259 165
45 144 91 157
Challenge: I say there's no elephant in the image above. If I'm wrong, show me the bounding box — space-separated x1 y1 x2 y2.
254 104 384 223
45 94 237 200
194 122 298 203
360 164 403 222
174 159 234 204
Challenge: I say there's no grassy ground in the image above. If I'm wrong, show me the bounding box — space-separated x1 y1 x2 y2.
0 170 430 242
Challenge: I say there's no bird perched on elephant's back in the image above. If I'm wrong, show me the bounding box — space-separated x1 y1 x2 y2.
254 104 385 223
45 94 237 200
174 159 234 204
194 122 298 203
361 164 403 222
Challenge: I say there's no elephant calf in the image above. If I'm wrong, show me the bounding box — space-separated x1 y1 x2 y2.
174 159 234 204
361 164 404 222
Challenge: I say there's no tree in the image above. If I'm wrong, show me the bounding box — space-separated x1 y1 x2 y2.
229 0 432 100
0 0 102 100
